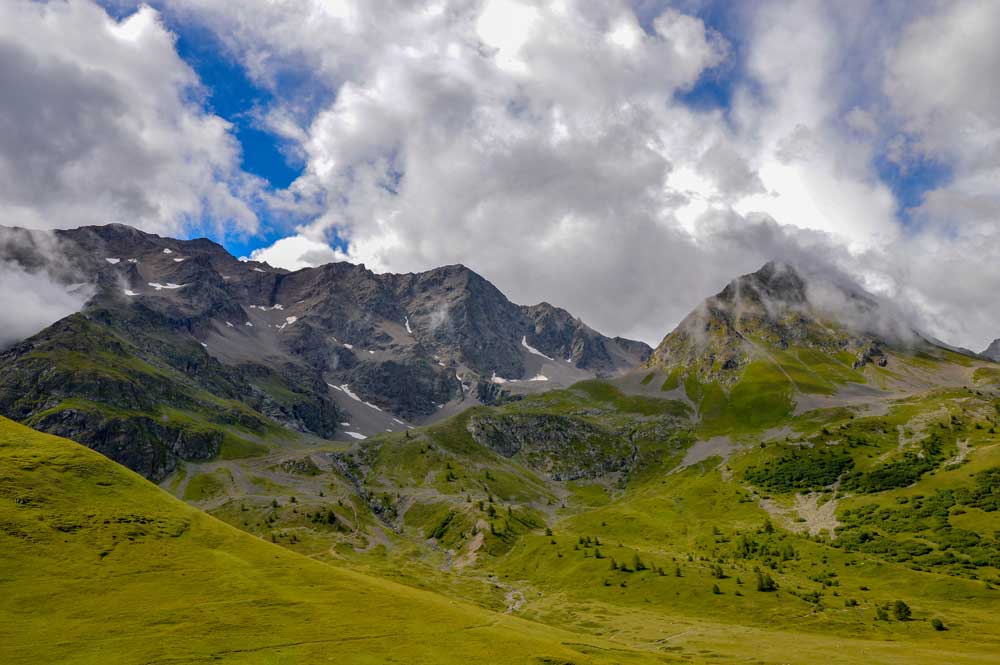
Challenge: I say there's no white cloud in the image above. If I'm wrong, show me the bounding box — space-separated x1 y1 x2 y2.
0 0 259 237
249 234 344 271
0 261 92 348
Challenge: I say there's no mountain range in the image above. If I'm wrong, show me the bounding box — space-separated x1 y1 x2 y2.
0 223 647 479
4 223 1000 665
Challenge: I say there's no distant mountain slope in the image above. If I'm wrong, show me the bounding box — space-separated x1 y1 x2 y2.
0 415 645 665
984 338 1000 362
0 223 649 478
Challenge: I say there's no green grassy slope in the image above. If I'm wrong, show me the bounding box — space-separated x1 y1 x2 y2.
0 416 656 665
171 369 1000 664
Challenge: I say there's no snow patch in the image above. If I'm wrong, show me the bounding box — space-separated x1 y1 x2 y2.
522 336 554 361
225 321 234 328
123 289 138 296
528 374 549 382
252 268 266 273
173 258 185 263
148 282 185 291
276 315 298 330
105 258 120 265
336 384 383 411
245 322 253 327
340 421 351 426
344 431 367 440
200 342 208 348
343 343 353 350
490 371 508 384
162 248 172 254
127 258 138 264
404 316 412 334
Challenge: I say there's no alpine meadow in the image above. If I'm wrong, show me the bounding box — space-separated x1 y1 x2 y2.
3 1 1000 664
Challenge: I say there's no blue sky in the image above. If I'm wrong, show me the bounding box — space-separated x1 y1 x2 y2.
159 11 303 257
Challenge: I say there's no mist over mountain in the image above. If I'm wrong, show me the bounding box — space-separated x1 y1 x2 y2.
648 261 933 384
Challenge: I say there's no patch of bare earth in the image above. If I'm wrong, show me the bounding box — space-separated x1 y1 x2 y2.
759 491 841 537
452 519 488 570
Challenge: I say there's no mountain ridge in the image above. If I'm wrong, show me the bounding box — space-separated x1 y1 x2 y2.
0 223 650 479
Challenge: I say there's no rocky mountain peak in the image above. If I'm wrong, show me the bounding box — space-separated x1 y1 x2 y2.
983 338 1000 362
716 261 809 309
648 261 902 383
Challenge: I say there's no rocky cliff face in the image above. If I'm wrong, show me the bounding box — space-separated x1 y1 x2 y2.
983 339 1000 362
0 223 649 477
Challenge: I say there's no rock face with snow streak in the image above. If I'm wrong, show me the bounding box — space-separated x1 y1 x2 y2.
0 223 649 478
983 339 1000 362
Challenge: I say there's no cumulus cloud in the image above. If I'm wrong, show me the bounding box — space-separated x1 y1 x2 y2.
0 0 259 237
173 0 913 343
248 234 344 271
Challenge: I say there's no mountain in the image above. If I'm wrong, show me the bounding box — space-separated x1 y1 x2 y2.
639 261 979 430
984 338 1000 362
648 261 908 379
0 223 649 479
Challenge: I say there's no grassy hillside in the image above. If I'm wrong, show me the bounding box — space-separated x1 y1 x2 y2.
0 416 657 665
161 369 1000 664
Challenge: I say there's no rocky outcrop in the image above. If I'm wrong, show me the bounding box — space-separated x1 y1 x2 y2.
983 339 1000 362
466 413 636 480
852 341 888 369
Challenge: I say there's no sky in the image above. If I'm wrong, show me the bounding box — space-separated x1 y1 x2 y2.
1 0 999 349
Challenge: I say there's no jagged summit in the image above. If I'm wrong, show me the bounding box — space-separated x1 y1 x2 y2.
983 338 1000 362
